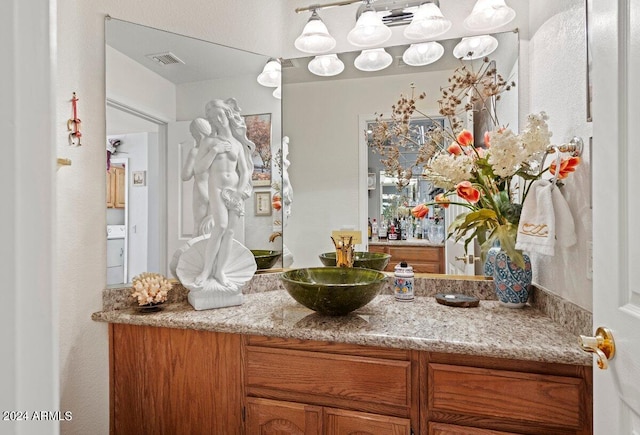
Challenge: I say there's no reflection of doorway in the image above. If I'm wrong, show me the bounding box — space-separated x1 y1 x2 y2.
106 100 168 283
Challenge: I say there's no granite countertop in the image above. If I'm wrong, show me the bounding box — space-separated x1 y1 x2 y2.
92 277 591 367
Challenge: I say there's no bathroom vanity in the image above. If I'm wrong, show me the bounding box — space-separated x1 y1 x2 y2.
94 278 592 434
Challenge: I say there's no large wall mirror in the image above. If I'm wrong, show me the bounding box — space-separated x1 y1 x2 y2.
282 30 518 271
105 18 282 285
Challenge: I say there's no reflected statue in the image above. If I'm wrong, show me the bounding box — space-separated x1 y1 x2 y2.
281 136 294 268
175 98 257 310
181 118 211 236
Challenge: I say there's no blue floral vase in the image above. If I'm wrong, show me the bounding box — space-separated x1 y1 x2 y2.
484 246 532 308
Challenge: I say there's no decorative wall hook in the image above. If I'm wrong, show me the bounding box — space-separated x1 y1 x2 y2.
67 92 82 146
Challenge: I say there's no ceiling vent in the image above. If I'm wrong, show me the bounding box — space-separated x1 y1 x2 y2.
281 58 298 69
146 51 185 66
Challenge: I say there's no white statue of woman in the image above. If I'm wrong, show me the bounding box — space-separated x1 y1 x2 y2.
181 118 212 236
281 136 293 224
192 98 255 290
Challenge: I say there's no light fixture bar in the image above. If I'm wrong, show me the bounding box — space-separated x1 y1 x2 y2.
295 0 362 14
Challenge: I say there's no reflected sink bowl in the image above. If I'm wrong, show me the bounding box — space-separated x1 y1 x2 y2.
318 251 391 271
251 250 282 270
280 267 387 316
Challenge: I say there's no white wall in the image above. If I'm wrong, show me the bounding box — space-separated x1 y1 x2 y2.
526 0 593 310
1 0 58 433
284 70 452 267
56 1 285 434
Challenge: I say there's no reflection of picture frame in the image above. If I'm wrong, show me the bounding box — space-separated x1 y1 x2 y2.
244 113 272 186
132 170 146 186
254 191 272 216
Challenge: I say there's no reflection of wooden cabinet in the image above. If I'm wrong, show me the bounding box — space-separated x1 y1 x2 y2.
106 166 125 208
369 244 444 273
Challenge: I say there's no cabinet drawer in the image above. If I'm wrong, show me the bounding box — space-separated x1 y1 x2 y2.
388 246 442 263
428 363 584 430
246 346 411 410
429 422 519 435
412 263 441 274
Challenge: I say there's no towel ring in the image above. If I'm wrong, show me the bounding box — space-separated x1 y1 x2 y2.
545 136 583 157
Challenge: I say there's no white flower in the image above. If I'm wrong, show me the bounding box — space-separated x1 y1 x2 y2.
486 112 553 178
424 152 474 189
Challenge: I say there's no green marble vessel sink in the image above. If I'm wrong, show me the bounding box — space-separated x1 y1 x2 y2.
280 267 387 316
318 251 391 271
251 250 282 270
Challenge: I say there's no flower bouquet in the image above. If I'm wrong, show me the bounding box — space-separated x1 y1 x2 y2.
370 58 580 267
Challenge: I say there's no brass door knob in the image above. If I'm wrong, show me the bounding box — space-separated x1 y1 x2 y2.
579 326 615 369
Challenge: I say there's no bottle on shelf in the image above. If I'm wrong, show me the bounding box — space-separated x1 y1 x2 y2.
372 219 378 241
378 219 387 240
368 218 372 240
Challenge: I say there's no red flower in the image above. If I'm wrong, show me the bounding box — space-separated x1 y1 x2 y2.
434 193 450 208
457 129 474 146
484 131 491 148
456 181 481 203
272 193 282 211
411 203 429 219
447 142 463 155
549 156 581 180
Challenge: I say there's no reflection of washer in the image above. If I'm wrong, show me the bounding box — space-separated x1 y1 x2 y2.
107 225 126 285
367 173 376 190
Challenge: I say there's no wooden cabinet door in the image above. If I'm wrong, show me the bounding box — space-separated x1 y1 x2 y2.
245 397 322 435
324 408 411 435
113 166 126 208
106 167 115 208
111 324 243 435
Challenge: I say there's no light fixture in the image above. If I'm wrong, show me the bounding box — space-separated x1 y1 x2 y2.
294 9 336 54
453 35 499 60
354 48 393 72
347 3 392 48
464 0 516 32
273 86 281 99
257 59 281 87
402 41 444 66
308 54 345 77
403 2 452 41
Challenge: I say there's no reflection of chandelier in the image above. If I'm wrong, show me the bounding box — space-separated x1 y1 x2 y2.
293 0 516 76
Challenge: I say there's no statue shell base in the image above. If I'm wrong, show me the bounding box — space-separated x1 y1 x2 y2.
175 236 257 311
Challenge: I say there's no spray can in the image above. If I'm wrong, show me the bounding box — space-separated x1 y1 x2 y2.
394 261 414 301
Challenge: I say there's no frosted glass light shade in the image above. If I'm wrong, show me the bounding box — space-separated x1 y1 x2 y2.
464 0 516 31
453 35 499 60
294 10 336 54
273 86 281 99
308 54 345 77
354 48 393 72
402 41 444 66
404 3 452 41
347 9 392 48
257 59 281 87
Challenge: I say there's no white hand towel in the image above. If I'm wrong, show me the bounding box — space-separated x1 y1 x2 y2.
516 179 556 256
551 185 577 249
